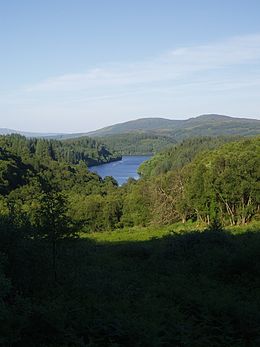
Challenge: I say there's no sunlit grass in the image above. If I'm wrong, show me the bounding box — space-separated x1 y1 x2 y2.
81 220 260 243
81 225 170 243
226 220 260 233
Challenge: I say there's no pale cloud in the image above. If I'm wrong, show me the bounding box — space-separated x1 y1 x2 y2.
1 34 260 132
24 34 260 93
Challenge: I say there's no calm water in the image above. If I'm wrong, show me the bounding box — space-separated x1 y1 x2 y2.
89 155 151 185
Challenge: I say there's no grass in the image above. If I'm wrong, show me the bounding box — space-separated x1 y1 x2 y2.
82 225 171 243
82 220 260 243
226 220 260 234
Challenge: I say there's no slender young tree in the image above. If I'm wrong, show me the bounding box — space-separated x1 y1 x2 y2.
36 191 76 282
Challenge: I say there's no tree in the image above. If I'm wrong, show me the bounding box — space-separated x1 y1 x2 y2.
34 192 77 282
150 169 190 225
121 180 151 226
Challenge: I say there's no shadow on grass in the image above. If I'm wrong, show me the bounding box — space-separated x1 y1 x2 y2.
1 228 260 346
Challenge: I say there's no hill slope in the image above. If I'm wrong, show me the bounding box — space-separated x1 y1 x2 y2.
0 134 121 167
0 128 60 137
97 133 177 155
86 114 260 139
1 114 260 140
86 117 182 137
138 136 241 177
1 115 260 154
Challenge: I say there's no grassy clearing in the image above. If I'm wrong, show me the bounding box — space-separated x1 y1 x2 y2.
82 225 171 243
81 220 260 243
226 220 260 234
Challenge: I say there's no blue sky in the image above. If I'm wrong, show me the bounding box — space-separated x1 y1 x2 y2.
0 0 260 132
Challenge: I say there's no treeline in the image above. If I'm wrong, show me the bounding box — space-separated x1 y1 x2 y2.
68 136 259 229
138 136 241 177
0 134 121 167
0 134 122 230
97 132 176 155
127 137 260 226
0 148 119 219
0 135 259 234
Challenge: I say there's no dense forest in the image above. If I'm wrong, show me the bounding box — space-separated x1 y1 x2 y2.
0 134 259 346
0 134 121 167
97 133 176 155
138 136 241 177
86 114 260 155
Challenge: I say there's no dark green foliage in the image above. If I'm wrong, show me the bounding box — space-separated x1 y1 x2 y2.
1 134 259 233
136 136 260 226
186 137 260 225
205 218 224 232
61 137 122 165
121 179 151 226
98 133 176 155
0 223 260 346
0 148 33 195
0 133 121 167
68 191 122 232
139 136 240 177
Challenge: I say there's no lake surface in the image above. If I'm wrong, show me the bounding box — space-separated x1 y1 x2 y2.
89 155 151 185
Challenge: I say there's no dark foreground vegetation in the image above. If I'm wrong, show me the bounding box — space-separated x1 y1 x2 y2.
1 219 260 346
0 132 259 346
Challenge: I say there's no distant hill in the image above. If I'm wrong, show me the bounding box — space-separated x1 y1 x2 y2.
1 115 260 147
83 114 260 154
97 133 177 155
86 117 181 137
0 128 60 138
86 114 260 138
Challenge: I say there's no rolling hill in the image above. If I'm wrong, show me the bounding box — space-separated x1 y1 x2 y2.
83 114 260 154
86 114 260 138
1 115 260 155
86 117 181 136
0 128 61 138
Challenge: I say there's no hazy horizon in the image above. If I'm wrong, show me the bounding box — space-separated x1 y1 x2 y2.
1 113 260 134
1 1 260 132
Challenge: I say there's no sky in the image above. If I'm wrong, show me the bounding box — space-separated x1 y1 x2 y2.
0 0 260 133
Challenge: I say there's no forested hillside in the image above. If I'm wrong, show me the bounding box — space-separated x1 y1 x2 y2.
2 114 260 156
0 134 259 231
0 134 259 346
87 114 260 138
0 128 60 137
98 133 176 155
86 114 260 155
138 136 241 177
0 134 121 167
123 136 260 226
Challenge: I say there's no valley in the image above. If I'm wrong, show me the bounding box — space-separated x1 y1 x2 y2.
0 116 259 346
2 1 260 345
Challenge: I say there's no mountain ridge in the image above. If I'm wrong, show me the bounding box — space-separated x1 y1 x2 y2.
0 128 61 138
86 114 260 137
1 114 260 140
